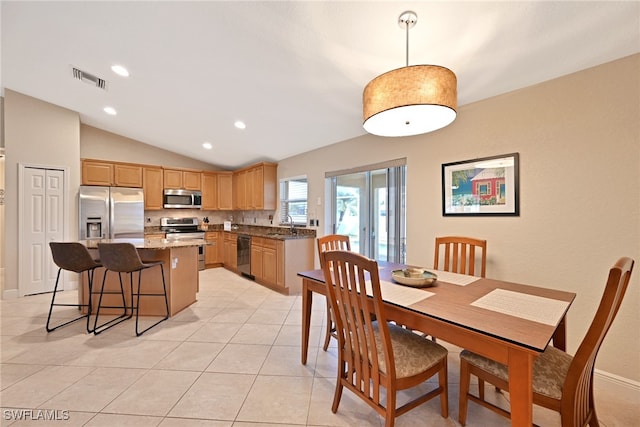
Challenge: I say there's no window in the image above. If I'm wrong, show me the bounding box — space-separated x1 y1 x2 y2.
280 177 308 226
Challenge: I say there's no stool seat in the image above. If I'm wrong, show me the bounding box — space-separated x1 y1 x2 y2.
47 242 101 333
94 242 169 336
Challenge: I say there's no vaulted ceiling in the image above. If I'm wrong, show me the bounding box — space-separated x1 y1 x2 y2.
3 1 639 169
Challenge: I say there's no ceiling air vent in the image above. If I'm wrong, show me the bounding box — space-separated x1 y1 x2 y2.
72 67 107 90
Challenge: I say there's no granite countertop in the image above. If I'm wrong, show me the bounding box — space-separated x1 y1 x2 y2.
145 224 316 240
226 227 315 240
81 238 209 250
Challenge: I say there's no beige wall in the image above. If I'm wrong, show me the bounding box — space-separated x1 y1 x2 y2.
3 89 81 296
278 54 640 382
81 124 224 171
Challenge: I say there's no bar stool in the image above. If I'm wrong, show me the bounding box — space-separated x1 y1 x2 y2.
47 242 101 333
94 242 169 336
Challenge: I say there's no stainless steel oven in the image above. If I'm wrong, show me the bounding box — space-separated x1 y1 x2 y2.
161 217 205 270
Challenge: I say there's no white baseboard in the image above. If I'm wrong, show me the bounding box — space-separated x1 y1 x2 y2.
2 288 18 299
64 279 79 291
595 369 640 404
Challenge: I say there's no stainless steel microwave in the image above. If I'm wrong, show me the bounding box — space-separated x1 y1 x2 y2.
163 189 202 209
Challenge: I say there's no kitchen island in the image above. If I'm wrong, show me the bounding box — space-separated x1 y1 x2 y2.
80 238 204 317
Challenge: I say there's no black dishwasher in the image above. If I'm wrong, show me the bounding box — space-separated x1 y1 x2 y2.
237 235 252 278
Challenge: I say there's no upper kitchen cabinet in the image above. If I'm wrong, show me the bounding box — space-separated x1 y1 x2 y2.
217 172 233 210
233 162 277 210
113 163 143 187
81 159 142 187
143 166 164 210
201 172 218 210
82 159 112 186
233 169 247 209
163 168 202 190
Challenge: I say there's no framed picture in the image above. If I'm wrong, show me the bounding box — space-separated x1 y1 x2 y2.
442 153 519 216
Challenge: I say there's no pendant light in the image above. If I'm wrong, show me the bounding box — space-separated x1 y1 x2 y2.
363 11 457 137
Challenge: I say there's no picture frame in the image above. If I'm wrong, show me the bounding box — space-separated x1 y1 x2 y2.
442 153 519 216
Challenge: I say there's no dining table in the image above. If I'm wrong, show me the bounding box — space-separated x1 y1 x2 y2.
298 261 576 426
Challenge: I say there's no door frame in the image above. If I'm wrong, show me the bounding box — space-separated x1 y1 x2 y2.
18 163 69 297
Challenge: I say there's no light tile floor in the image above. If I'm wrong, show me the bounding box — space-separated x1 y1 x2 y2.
0 268 635 426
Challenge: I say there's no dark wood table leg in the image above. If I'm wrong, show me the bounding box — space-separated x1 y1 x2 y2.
552 316 567 351
301 279 313 365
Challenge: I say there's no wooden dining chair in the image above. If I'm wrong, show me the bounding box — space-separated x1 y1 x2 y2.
434 236 487 277
458 256 635 427
317 234 351 351
320 250 449 427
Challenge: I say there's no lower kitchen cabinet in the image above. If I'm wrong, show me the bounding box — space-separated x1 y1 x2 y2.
222 232 237 270
250 236 313 294
251 237 278 285
205 231 221 267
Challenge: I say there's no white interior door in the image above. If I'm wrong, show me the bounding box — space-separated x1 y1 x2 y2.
20 167 65 296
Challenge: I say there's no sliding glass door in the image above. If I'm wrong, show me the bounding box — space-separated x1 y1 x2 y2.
329 161 406 263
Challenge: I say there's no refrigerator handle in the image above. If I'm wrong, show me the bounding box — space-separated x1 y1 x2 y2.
109 190 115 239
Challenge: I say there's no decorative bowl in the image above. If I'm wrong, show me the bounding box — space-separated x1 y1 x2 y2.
391 269 438 287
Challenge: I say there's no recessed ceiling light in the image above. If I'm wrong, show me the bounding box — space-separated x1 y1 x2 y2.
234 120 246 129
202 142 213 150
111 64 129 77
103 106 117 115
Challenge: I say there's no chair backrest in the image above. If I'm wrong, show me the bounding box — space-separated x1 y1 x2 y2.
97 242 143 273
434 236 487 277
561 257 634 424
49 242 100 273
317 234 351 268
320 250 396 399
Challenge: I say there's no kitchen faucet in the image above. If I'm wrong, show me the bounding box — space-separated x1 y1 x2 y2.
287 214 295 234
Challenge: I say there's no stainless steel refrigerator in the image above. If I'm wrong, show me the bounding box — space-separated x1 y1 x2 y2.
79 186 144 239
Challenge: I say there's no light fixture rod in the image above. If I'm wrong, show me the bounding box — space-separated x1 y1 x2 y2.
405 19 409 67
398 11 417 67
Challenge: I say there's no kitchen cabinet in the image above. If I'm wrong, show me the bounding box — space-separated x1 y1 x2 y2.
217 172 233 210
163 168 202 190
250 237 278 285
222 232 237 270
233 169 247 209
143 166 164 210
82 159 143 188
248 236 312 294
205 231 221 267
82 159 113 186
114 163 143 187
201 172 218 210
233 162 277 210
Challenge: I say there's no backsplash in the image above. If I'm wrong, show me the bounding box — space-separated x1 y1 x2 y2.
144 209 279 228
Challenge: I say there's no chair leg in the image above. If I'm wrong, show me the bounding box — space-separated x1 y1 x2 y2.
385 389 396 427
458 358 471 426
46 268 91 332
331 360 345 414
134 264 169 336
323 300 333 351
439 357 449 418
85 269 95 333
93 270 130 335
588 379 600 427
